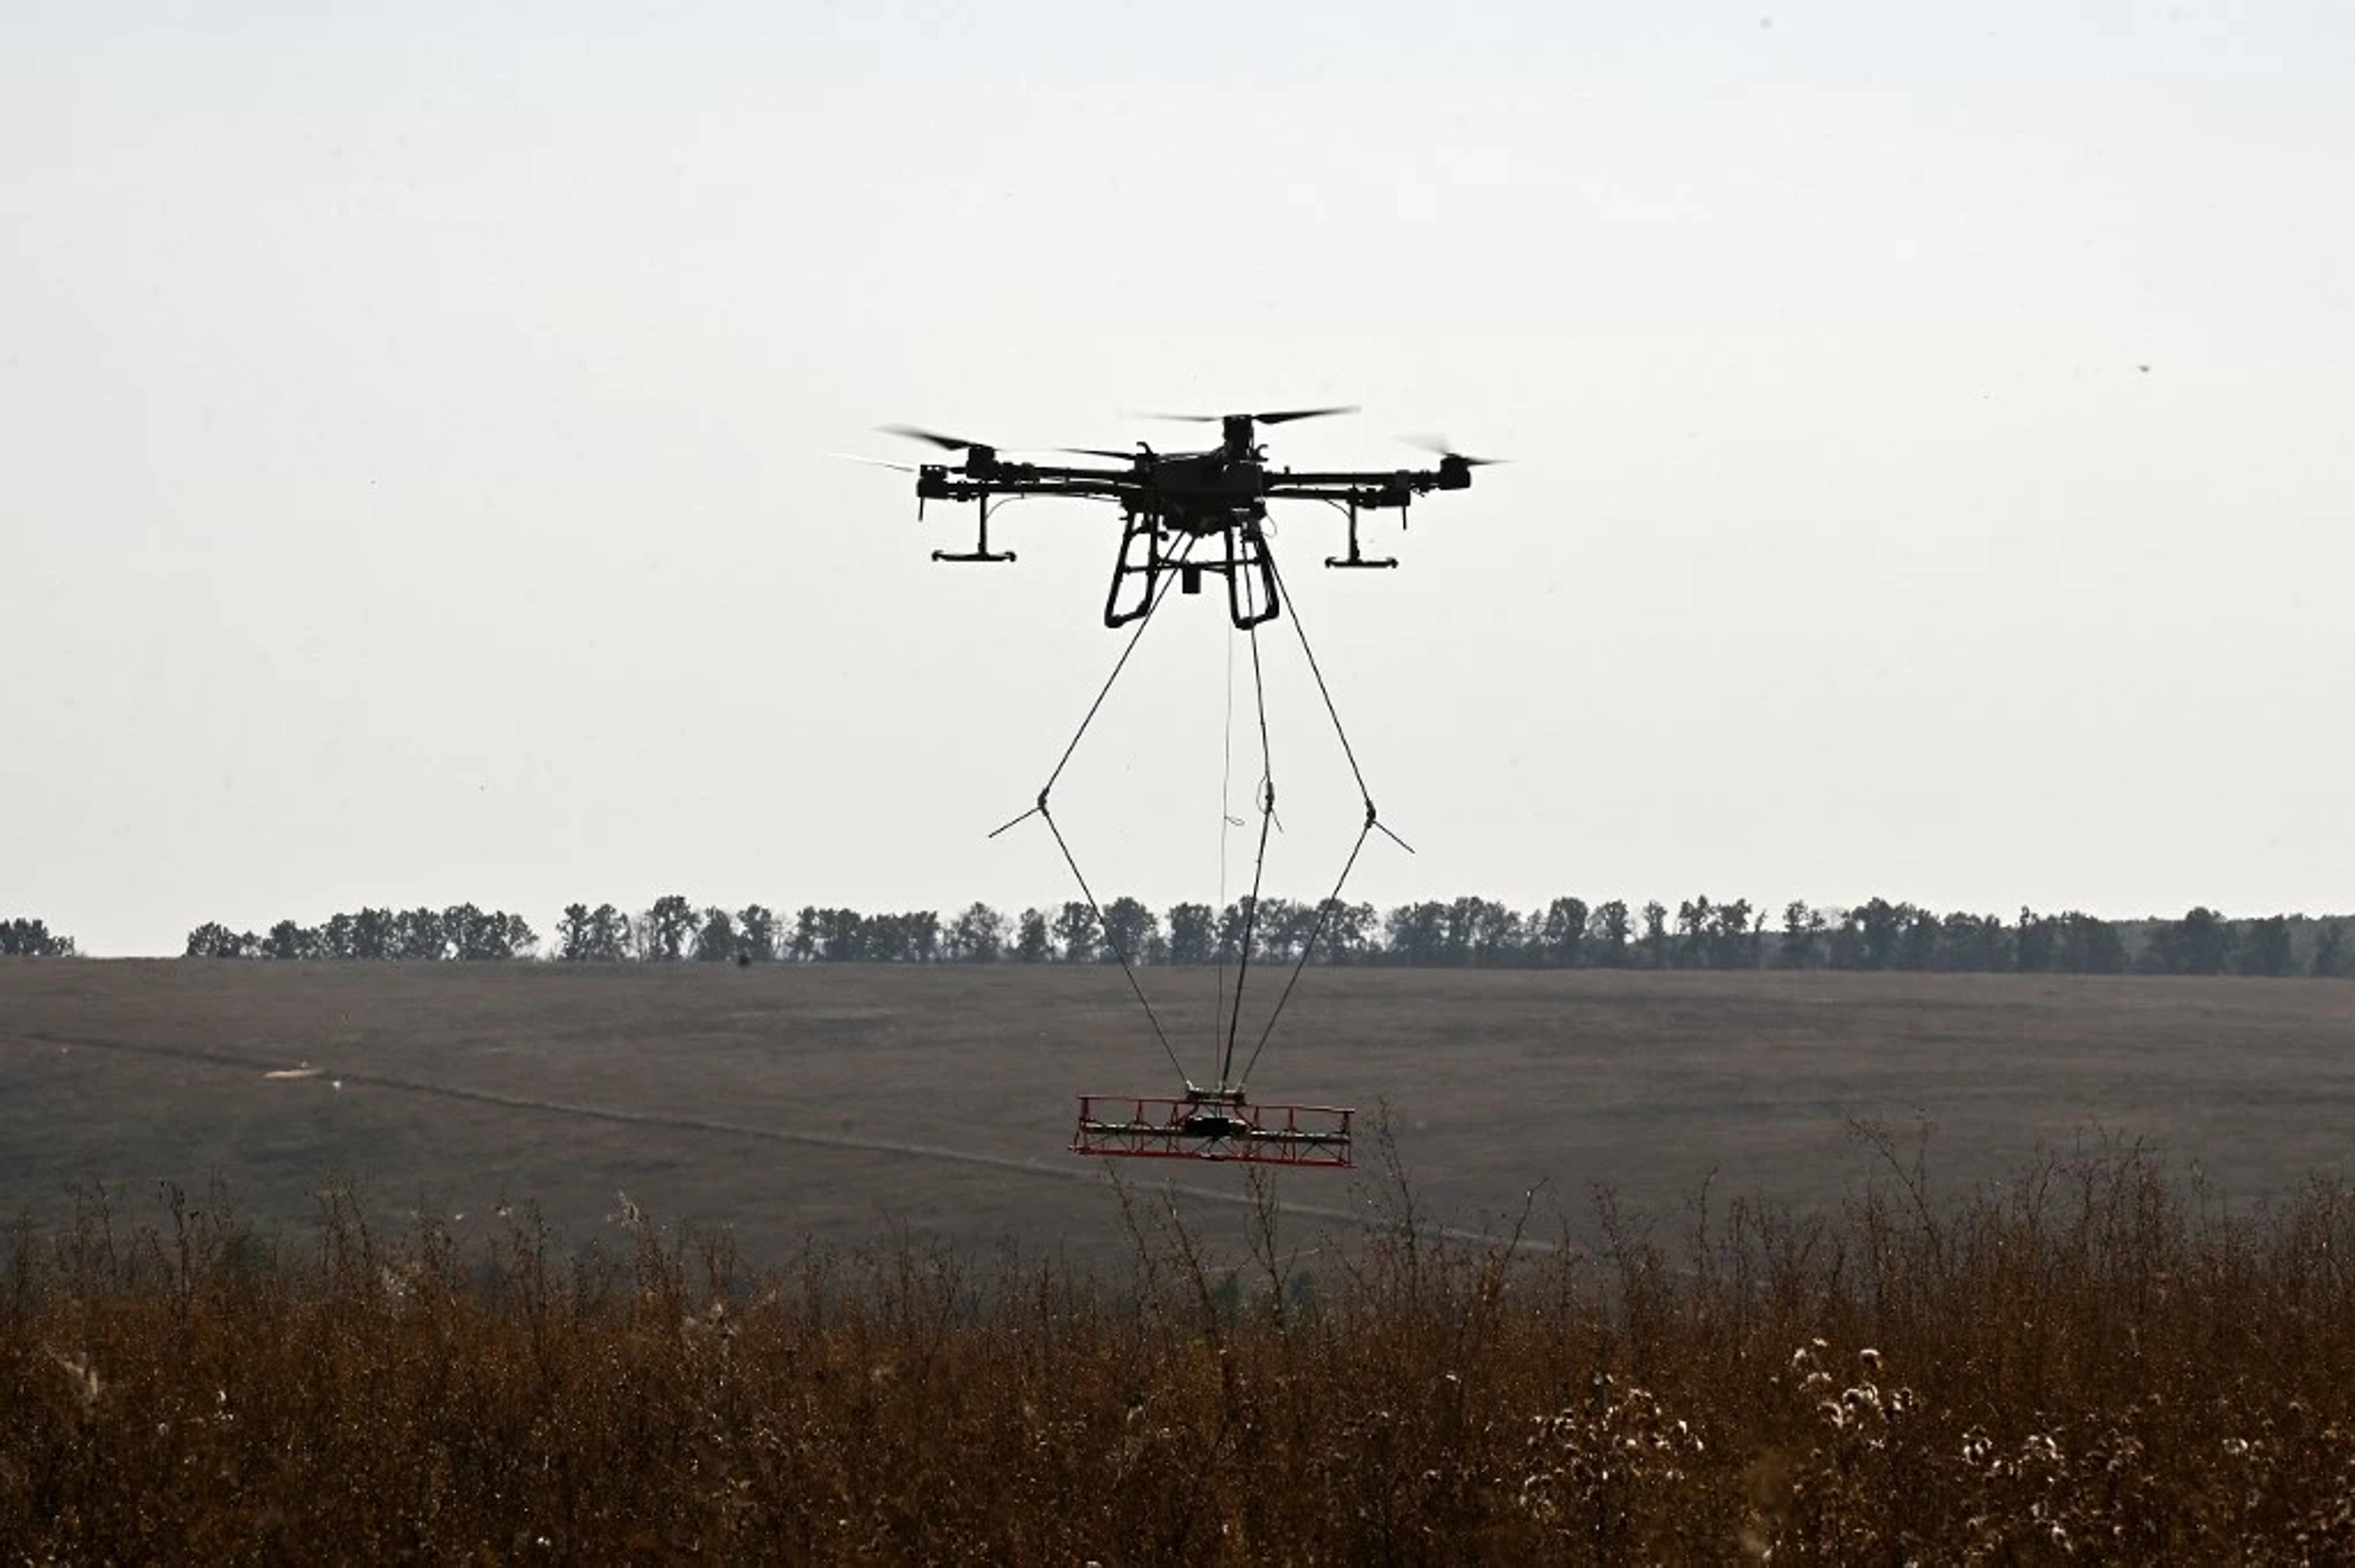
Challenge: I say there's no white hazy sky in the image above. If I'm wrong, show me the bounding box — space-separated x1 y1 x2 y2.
5 3 2350 956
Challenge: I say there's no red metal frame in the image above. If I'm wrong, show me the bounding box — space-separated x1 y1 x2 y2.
1072 1093 1354 1167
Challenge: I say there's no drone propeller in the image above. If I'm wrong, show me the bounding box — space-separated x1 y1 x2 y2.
1257 405 1362 426
1142 405 1361 426
1402 434 1507 466
1057 446 1147 462
830 452 920 473
878 423 994 452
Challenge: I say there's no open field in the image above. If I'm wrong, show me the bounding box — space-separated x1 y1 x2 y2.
6 960 2353 1268
12 960 2355 1557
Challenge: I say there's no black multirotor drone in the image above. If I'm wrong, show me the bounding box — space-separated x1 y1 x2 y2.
854 406 1497 629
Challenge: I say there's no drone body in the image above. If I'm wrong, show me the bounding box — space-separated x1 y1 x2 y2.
874 406 1492 629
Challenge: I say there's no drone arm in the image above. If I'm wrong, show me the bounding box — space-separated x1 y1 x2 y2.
1265 481 1419 513
1266 470 1443 503
916 468 1138 568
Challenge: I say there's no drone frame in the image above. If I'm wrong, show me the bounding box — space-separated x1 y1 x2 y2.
890 410 1484 630
1072 1086 1354 1167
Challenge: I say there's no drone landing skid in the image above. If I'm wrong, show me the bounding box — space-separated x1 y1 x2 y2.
1324 496 1397 569
1105 512 1280 630
1073 1091 1354 1168
931 491 1017 564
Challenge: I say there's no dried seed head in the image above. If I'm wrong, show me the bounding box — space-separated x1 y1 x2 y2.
44 1347 100 1409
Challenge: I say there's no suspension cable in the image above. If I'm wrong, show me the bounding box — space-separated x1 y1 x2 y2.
1234 547 1414 1090
1267 548 1412 856
1212 620 1240 1083
989 532 1202 1086
984 524 1405 1099
1037 807 1189 1085
987 532 1204 840
1217 617 1279 1089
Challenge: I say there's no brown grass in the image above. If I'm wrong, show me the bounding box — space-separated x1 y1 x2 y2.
6 1130 2355 1561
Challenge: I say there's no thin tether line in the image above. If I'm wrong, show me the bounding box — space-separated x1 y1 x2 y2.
1235 547 1414 1090
989 532 1204 1083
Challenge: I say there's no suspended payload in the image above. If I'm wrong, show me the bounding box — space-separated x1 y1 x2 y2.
1071 1091 1354 1168
854 407 1494 1165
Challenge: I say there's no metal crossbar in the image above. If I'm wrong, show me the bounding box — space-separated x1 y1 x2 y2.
1071 1093 1354 1167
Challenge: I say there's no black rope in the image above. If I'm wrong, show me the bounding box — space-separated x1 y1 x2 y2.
983 524 1401 1099
1267 547 1414 856
1234 548 1414 1090
1212 624 1240 1082
989 532 1201 1086
986 532 1202 841
1217 618 1278 1089
1235 821 1373 1091
1040 802 1189 1086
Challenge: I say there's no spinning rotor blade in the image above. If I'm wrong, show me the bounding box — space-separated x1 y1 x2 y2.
1057 447 1144 461
1255 405 1362 425
879 423 992 452
1401 434 1506 466
828 452 919 473
1139 404 1361 425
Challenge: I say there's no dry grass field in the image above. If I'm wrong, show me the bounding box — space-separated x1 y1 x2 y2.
9 960 2355 1558
6 960 2354 1268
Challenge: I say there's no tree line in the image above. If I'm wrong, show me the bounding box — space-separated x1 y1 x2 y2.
183 905 539 962
1 917 76 957
158 894 2355 978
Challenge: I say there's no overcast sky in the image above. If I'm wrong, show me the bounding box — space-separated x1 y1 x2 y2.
5 2 2350 956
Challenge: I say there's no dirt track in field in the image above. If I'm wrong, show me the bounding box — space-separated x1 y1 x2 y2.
5 960 2352 1272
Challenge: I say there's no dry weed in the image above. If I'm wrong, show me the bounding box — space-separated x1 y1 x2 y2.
3 1137 2352 1561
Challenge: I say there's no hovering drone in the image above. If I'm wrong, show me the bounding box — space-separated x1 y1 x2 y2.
858 406 1496 629
852 405 1488 1166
